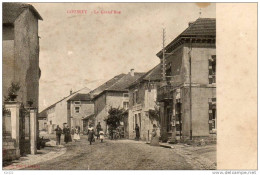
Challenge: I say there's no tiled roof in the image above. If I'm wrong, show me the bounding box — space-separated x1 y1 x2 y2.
67 93 92 101
128 64 161 88
3 2 43 24
157 18 216 57
39 87 91 114
107 73 145 91
91 72 145 99
181 18 216 37
90 74 126 96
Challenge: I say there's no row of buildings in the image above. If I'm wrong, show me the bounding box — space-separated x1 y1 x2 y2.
39 17 216 142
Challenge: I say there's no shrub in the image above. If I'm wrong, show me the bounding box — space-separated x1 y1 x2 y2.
160 130 168 143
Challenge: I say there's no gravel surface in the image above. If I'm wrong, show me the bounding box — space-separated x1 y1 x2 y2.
23 136 194 170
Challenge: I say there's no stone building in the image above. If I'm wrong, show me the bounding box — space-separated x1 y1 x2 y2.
39 87 91 133
2 3 42 160
67 93 94 132
156 18 216 141
127 64 161 141
91 70 145 134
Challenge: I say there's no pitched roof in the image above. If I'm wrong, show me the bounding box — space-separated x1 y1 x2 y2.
3 2 43 24
67 93 92 101
39 87 91 113
91 72 145 99
107 72 145 91
181 18 216 37
157 18 216 57
90 74 126 97
128 64 161 88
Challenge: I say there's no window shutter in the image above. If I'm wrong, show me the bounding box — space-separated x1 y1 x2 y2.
209 123 212 131
209 113 213 120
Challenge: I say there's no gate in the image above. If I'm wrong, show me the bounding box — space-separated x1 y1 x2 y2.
19 107 30 156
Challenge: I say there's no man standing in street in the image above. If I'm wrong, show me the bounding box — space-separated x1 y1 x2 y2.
135 124 140 141
55 125 62 145
96 122 101 140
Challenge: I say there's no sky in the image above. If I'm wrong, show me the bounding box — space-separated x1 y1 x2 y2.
31 3 216 112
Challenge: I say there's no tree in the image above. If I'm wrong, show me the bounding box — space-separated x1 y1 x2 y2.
104 107 126 139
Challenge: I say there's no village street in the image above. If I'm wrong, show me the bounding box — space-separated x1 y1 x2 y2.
18 135 216 170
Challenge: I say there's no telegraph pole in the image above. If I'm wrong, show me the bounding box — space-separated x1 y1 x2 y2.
189 42 192 140
161 28 167 87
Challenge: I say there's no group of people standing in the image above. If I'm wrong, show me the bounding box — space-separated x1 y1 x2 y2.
54 124 81 145
54 122 104 146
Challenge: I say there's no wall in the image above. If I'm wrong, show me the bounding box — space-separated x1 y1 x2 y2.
94 93 107 131
14 9 40 108
70 101 94 131
128 82 160 140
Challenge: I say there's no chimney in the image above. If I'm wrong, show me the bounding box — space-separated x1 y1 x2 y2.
189 21 194 27
130 69 135 76
70 89 72 95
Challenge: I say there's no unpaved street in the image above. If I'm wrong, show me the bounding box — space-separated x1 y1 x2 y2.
23 136 197 170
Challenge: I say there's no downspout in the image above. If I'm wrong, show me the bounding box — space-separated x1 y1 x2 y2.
189 39 193 140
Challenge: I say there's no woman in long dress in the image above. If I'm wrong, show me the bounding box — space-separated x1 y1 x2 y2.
87 125 95 145
74 126 80 141
150 124 159 146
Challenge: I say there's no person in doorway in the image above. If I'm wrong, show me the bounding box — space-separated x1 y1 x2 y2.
55 125 62 145
96 122 101 140
74 126 80 141
87 124 95 145
135 124 140 141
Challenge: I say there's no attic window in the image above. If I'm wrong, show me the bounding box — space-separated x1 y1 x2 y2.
74 101 81 105
123 93 129 98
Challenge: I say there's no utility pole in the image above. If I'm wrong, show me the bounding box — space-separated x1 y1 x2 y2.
161 28 167 87
189 41 192 140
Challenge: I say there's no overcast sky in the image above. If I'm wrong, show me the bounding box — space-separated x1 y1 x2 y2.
31 3 216 111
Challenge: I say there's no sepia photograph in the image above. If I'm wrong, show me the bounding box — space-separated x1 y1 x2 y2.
1 2 257 172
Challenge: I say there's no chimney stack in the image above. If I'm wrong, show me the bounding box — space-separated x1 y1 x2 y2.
70 89 72 95
130 69 135 76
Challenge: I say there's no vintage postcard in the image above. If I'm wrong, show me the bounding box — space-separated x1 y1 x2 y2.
1 2 257 172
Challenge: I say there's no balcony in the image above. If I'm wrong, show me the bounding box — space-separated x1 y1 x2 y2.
157 85 173 102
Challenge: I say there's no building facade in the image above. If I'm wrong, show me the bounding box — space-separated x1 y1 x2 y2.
91 70 145 134
39 87 91 133
67 93 94 132
2 3 43 160
127 64 161 141
156 18 216 141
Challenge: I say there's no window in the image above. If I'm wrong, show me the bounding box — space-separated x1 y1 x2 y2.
123 93 129 98
123 101 129 109
75 107 80 113
209 55 216 84
133 90 138 105
209 98 217 134
74 101 81 105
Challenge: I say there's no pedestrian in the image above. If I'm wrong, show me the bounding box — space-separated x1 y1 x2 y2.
99 129 104 143
74 126 80 142
150 124 159 146
135 124 140 141
63 124 72 144
54 125 62 145
71 126 75 142
96 122 101 140
87 124 95 145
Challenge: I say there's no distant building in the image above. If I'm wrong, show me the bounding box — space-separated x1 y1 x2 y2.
91 69 145 133
127 64 161 141
156 18 216 141
67 93 94 132
39 87 91 133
